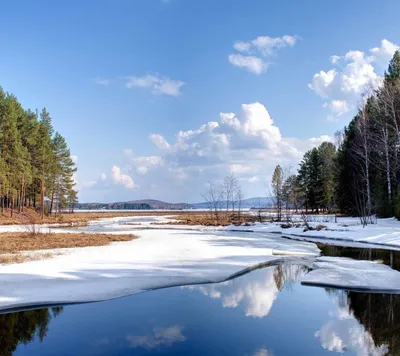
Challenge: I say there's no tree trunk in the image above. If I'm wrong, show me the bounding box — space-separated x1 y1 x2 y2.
50 191 54 215
40 179 45 219
10 193 14 218
383 126 392 204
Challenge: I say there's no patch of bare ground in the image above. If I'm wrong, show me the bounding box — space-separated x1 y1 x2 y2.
0 208 203 226
0 252 59 264
152 213 263 226
0 232 137 264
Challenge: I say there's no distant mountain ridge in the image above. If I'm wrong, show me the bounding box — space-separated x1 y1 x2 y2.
78 197 272 210
77 199 191 210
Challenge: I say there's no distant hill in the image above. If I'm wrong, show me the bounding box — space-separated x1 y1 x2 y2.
77 199 192 210
78 197 273 210
190 197 273 209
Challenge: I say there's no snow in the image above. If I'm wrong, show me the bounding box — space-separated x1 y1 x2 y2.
2 213 400 312
301 256 400 293
225 217 400 249
0 228 319 312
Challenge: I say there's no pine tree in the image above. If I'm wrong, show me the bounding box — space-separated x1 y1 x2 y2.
385 50 400 82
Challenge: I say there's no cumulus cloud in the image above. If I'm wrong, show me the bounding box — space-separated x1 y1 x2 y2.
126 325 186 350
125 74 185 96
184 265 306 318
229 35 297 74
111 166 136 189
309 39 398 120
315 301 388 355
80 102 332 202
228 54 268 74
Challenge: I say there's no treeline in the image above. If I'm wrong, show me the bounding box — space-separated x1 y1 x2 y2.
0 87 77 217
77 202 152 210
272 51 400 223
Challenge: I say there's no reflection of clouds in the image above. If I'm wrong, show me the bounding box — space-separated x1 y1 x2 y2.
185 265 306 318
315 300 388 355
253 348 273 356
126 325 186 350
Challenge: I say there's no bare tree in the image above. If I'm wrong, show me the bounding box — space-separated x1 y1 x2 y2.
350 95 373 218
271 165 284 221
222 174 239 213
234 186 244 222
202 182 223 222
378 81 400 187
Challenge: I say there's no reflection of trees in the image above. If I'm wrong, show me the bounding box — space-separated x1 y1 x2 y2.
323 288 400 355
0 307 63 356
347 292 400 355
273 264 309 291
319 244 400 271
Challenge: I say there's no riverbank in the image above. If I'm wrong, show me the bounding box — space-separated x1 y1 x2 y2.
0 232 136 264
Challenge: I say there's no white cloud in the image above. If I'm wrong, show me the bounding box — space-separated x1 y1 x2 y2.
132 156 164 175
126 325 186 350
93 77 110 86
150 134 172 150
253 349 273 356
71 155 78 163
229 35 297 74
330 55 341 64
228 54 268 75
315 299 388 356
309 39 398 120
370 39 399 66
80 102 333 202
125 74 185 96
111 166 136 189
323 99 350 117
100 173 107 181
185 265 306 318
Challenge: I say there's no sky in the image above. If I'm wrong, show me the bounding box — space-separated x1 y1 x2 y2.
1 0 400 203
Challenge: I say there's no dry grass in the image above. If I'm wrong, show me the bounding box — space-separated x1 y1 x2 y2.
0 208 205 226
0 252 57 264
0 232 136 264
153 212 261 226
0 232 136 254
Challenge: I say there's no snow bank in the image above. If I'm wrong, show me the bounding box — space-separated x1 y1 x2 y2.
301 256 400 293
0 229 319 312
226 217 400 249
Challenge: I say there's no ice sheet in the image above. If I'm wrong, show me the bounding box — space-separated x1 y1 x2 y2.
0 229 319 312
301 256 400 293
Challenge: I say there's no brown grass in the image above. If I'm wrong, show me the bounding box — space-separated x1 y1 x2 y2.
0 252 57 264
153 212 261 226
0 208 207 226
0 232 136 264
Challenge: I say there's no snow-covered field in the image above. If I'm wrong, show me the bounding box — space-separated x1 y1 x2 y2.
225 216 400 249
0 227 318 312
1 214 400 312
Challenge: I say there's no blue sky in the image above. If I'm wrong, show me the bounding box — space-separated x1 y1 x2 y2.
1 0 400 203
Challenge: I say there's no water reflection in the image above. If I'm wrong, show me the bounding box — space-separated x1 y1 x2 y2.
5 264 400 355
319 244 400 271
126 325 186 350
316 290 388 355
0 307 63 356
185 264 308 318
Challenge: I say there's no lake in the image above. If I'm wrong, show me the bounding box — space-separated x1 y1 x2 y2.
4 257 400 356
